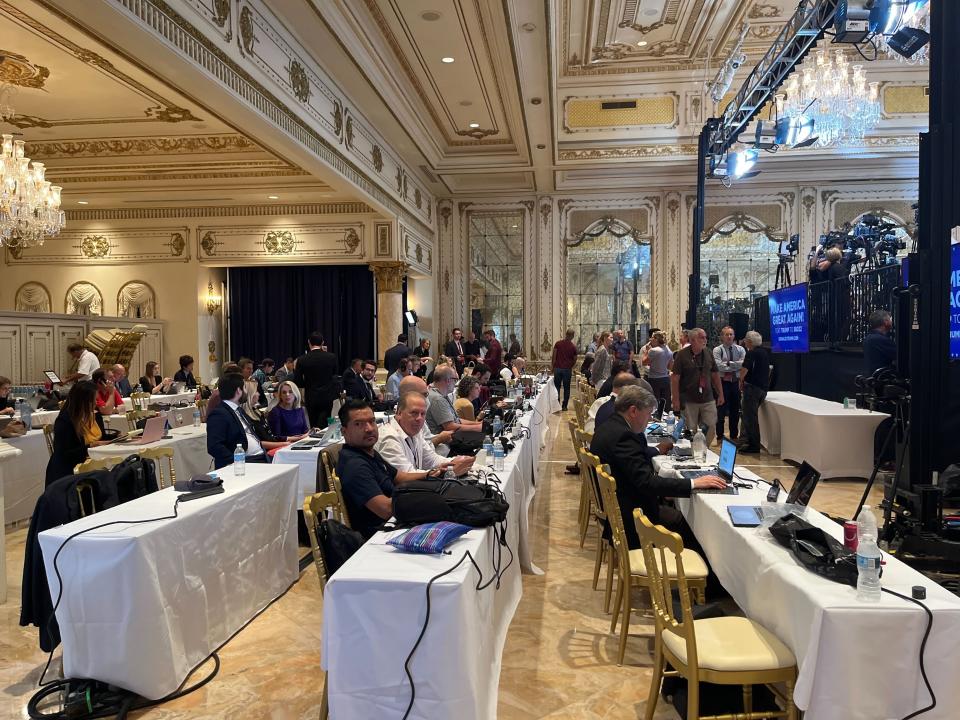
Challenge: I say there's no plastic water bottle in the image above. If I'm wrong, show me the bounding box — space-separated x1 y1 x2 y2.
493 444 505 472
492 416 503 437
856 505 882 602
193 409 201 427
483 434 495 458
665 412 675 436
443 466 457 482
233 443 246 477
19 399 32 429
692 427 707 463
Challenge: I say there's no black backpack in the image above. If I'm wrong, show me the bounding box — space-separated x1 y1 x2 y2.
391 479 509 528
318 519 365 576
108 455 159 504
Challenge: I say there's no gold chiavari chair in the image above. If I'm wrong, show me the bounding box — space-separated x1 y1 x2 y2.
129 391 151 411
303 490 345 720
635 510 798 720
138 447 176 489
568 420 591 547
74 456 125 517
196 398 209 421
42 424 55 457
324 458 351 529
596 466 708 666
577 445 615 613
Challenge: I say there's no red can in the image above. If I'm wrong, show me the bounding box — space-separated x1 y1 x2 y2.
843 521 859 551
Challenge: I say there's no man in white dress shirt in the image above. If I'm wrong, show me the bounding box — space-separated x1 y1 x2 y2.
377 392 474 477
61 342 100 386
712 326 746 443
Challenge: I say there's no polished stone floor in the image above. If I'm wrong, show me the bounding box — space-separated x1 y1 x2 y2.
1 409 882 719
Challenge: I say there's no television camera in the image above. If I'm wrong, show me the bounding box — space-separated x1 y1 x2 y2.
810 214 908 276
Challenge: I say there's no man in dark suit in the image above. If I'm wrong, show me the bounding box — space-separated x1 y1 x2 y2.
344 358 376 401
590 386 725 548
444 327 467 374
863 310 897 374
294 332 340 427
341 358 363 396
384 334 410 375
206 373 268 469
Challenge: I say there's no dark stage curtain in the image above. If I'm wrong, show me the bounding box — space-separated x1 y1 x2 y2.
227 265 374 371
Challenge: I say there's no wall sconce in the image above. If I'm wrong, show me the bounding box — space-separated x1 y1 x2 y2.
205 281 222 315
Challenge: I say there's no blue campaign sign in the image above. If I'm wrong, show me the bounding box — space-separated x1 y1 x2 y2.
950 244 960 360
768 282 809 353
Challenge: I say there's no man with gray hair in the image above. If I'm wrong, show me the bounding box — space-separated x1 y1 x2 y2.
111 363 133 397
591 385 726 548
738 330 771 453
585 371 653 434
671 327 725 445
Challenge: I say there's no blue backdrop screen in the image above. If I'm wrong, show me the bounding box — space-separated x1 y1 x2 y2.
768 283 809 353
950 244 960 360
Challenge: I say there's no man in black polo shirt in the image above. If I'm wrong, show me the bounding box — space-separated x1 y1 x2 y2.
738 331 771 454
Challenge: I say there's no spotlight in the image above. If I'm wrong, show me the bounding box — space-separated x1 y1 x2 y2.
729 149 759 178
869 0 928 36
755 116 817 150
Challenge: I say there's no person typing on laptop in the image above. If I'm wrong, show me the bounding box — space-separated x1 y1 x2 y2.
591 386 726 548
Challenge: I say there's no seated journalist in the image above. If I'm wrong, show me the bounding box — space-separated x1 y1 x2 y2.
206 373 268 469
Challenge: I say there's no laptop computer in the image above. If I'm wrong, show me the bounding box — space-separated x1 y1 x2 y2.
681 436 738 488
123 415 167 445
166 408 192 428
786 461 821 506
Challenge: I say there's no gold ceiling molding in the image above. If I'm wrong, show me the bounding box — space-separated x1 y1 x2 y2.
564 95 677 131
46 168 309 183
882 84 929 116
25 134 259 158
0 49 49 88
64 202 374 221
94 0 434 237
0 0 198 124
558 144 697 161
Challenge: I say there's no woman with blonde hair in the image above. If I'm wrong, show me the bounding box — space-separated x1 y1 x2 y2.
241 380 289 455
267 380 311 442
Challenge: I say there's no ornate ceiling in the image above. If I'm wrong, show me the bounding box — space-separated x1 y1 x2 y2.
0 0 347 209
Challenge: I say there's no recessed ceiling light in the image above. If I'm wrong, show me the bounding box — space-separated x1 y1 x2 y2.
421 10 441 21
520 22 536 32
459 100 473 107
441 57 455 63
536 144 546 149
643 8 658 16
530 97 542 105
77 201 88 205
511 224 518 229
469 122 480 128
636 40 648 47
268 195 279 199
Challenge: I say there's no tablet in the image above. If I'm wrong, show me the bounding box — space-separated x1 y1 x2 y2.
727 505 763 528
43 370 62 384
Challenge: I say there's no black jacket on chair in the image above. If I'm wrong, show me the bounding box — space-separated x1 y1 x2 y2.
44 411 105 487
206 403 249 469
590 413 690 548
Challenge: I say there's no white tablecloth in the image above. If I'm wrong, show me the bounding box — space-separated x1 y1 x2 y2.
88 426 212 481
321 382 551 719
29 410 59 428
2 429 49 525
758 391 888 479
653 452 960 719
0 441 23 602
121 391 197 412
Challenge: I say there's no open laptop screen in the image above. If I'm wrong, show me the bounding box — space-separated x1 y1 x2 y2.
786 461 821 505
717 437 737 479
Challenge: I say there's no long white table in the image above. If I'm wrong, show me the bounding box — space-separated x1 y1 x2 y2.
321 382 551 719
2 429 49 525
652 452 960 720
0 440 23 602
88 425 212 481
758 391 888 479
121 391 197 412
38 463 299 699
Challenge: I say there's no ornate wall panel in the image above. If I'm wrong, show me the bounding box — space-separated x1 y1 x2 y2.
4 228 190 265
0 325 22 382
24 325 55 384
195 223 365 263
563 94 678 131
400 222 433 276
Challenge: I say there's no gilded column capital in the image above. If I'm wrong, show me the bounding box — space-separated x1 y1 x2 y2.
368 261 408 293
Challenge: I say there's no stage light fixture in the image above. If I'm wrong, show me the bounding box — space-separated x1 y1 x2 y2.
729 148 759 178
756 116 817 150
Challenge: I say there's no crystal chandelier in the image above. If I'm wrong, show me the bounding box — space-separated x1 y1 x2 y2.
1 88 65 248
778 48 881 148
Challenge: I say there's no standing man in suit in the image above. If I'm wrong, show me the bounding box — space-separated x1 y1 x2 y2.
590 386 725 548
294 331 339 426
206 373 268 469
341 358 363 397
713 325 745 442
444 327 468 374
384 333 411 375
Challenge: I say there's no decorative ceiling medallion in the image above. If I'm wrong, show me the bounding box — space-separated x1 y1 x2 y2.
455 127 497 141
78 235 113 258
262 230 299 254
0 49 49 89
287 59 311 103
371 145 383 172
239 5 256 54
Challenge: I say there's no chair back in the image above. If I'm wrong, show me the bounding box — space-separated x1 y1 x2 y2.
303 491 342 594
325 460 351 528
74 456 124 517
130 391 151 411
596 466 631 582
577 446 606 522
75 480 97 517
572 397 586 427
634 509 699 670
319 447 343 493
196 398 209 421
42 423 55 456
138 447 176 489
75 456 125 473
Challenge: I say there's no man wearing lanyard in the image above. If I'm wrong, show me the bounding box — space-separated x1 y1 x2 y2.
376 392 474 477
713 326 745 443
670 328 725 446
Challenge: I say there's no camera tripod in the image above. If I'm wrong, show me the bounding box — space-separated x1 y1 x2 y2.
853 394 910 541
774 255 793 289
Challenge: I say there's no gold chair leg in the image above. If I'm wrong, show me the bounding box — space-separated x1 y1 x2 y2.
592 535 604 590
785 678 797 720
743 683 753 715
616 581 631 666
609 577 622 633
687 670 699 720
578 485 591 547
644 637 664 720
603 546 615 613
320 674 328 720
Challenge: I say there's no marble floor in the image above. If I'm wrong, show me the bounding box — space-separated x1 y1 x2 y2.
1 409 883 719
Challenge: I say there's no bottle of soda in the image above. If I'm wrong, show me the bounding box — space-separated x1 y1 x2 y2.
856 505 881 602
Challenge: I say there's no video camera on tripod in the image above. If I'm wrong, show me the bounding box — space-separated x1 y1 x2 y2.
854 366 910 412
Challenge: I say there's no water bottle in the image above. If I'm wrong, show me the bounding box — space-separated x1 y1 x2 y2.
692 427 707 463
443 466 457 482
665 412 675 436
856 505 882 601
492 416 503 437
493 444 505 472
333 418 342 441
20 400 32 430
483 434 495 460
233 443 246 477
192 409 201 427
327 417 337 440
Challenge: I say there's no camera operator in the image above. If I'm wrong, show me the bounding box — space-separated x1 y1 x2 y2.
809 247 849 284
864 310 897 375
